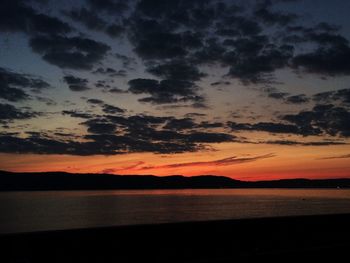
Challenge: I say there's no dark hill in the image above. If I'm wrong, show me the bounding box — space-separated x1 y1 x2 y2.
0 170 349 191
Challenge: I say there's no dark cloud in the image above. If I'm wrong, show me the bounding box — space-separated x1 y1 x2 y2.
215 15 262 37
87 0 128 14
79 113 233 154
0 0 72 35
228 121 304 135
186 132 235 143
292 29 350 76
264 88 309 104
128 78 203 104
114 53 137 69
102 104 125 114
262 140 347 146
63 75 89 91
0 134 121 155
106 24 124 38
93 67 127 77
64 7 124 38
94 80 128 93
87 98 104 105
313 88 350 105
268 92 289 99
62 110 93 119
127 0 295 84
130 27 199 59
228 103 350 138
254 6 297 26
35 96 57 106
163 118 197 130
83 119 117 134
64 7 107 31
146 60 205 81
0 110 235 155
0 85 29 102
292 46 350 76
285 94 309 104
109 87 128 93
94 80 111 89
282 104 350 137
210 81 231 86
198 121 223 129
184 113 207 118
0 103 39 122
226 43 294 84
126 0 350 85
0 67 50 102
30 35 110 70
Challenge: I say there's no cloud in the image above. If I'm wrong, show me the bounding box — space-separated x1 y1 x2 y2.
313 88 350 105
319 154 350 160
261 140 347 146
210 81 231 86
227 101 350 138
0 103 39 123
264 88 310 104
64 7 125 38
136 154 276 171
35 96 57 106
225 43 294 84
30 35 110 70
285 94 310 104
163 118 197 130
93 67 127 77
50 113 234 154
282 104 350 137
0 67 50 102
228 121 303 135
62 110 94 119
128 78 203 104
146 60 205 82
102 104 125 114
109 88 128 93
87 0 128 14
87 98 104 105
254 6 297 26
83 119 117 134
63 75 89 91
0 0 72 35
114 53 137 69
292 33 350 76
64 7 107 31
268 92 289 99
102 161 145 173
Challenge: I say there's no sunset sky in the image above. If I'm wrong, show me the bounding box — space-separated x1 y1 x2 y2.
1 0 350 180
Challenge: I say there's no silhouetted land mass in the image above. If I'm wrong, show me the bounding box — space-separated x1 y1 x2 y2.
1 170 349 191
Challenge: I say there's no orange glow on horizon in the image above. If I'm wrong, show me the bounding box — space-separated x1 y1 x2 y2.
1 142 350 181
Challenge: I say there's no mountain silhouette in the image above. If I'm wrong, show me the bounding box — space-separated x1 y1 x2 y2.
1 170 349 191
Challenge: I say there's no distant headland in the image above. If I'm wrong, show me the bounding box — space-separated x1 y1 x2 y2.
0 170 349 191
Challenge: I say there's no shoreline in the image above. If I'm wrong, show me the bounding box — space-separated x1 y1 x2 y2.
2 213 350 262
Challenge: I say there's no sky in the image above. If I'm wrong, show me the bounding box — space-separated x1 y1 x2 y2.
0 0 350 181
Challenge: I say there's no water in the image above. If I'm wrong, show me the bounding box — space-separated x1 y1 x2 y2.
1 189 350 234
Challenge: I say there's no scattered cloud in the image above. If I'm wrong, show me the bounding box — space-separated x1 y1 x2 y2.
63 75 90 91
30 35 110 70
136 154 276 171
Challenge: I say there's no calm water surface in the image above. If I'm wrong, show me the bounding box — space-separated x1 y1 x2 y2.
1 189 350 234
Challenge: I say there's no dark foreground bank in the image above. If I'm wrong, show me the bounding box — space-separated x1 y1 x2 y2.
1 214 350 262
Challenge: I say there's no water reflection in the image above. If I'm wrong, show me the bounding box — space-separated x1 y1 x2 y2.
0 189 350 234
